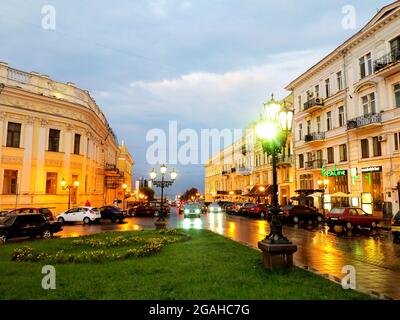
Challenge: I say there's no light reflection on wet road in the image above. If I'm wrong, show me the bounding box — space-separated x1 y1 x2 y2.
58 209 400 299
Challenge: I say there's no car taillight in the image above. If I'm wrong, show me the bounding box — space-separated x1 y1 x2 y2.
284 210 289 216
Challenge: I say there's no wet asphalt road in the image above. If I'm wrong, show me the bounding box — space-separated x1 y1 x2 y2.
8 208 400 299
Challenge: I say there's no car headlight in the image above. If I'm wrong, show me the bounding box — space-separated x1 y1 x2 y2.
184 209 189 214
195 209 201 214
218 207 222 212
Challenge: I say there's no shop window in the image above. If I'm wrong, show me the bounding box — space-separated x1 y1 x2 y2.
361 139 369 158
3 170 18 194
6 122 21 148
372 136 382 157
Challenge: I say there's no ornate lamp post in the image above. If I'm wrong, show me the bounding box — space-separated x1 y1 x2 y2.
150 165 177 229
256 94 297 269
317 179 329 216
61 178 79 210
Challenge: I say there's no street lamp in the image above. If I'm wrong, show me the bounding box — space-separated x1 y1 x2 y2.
256 94 294 244
61 178 79 210
317 179 329 217
150 165 177 229
258 186 265 204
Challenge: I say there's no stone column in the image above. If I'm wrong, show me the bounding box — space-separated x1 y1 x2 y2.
21 117 34 194
63 125 72 181
34 119 47 194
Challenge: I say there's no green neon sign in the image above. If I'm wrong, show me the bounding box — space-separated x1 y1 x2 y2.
322 165 347 177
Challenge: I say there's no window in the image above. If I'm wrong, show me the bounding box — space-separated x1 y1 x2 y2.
325 78 331 98
300 174 313 190
298 96 302 111
390 35 400 53
307 120 311 135
339 144 347 162
395 132 400 151
394 83 400 108
298 123 303 141
327 147 334 164
327 111 332 130
299 154 304 168
3 170 18 194
316 150 323 160
361 139 369 158
338 106 345 127
45 172 57 195
337 71 343 91
359 53 372 78
48 129 60 152
315 85 320 98
6 122 21 148
372 136 382 157
74 134 81 155
316 116 321 133
361 93 376 115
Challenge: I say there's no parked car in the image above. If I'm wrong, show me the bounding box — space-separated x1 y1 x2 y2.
392 211 400 242
208 203 222 213
0 214 63 244
56 207 101 224
8 207 55 221
183 203 202 218
280 205 324 224
239 203 269 219
148 201 171 214
326 207 381 231
224 202 237 214
218 201 234 210
128 203 160 217
100 206 125 223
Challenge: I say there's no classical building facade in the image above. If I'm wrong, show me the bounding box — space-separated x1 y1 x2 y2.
286 1 400 218
0 62 133 212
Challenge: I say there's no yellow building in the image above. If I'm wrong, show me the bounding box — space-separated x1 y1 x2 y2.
0 62 133 213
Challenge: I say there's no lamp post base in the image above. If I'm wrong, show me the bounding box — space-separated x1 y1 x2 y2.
258 241 298 270
154 220 167 230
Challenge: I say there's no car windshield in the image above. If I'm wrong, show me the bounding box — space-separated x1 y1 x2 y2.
1 216 15 225
184 204 201 209
330 208 345 214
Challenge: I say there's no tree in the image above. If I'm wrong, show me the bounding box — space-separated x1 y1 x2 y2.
140 187 155 201
180 187 199 201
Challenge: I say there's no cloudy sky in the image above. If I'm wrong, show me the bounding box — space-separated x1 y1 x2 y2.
0 0 391 196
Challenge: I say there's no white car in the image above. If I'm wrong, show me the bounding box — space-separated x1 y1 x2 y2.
56 207 101 224
208 203 222 213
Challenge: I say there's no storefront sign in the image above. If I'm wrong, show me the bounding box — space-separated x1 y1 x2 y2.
361 166 382 173
322 165 347 177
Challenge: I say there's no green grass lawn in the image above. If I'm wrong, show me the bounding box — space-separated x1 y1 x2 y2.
0 229 368 300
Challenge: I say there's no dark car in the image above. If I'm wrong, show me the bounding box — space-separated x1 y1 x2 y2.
100 206 125 223
327 207 381 231
0 214 63 244
280 205 324 224
149 201 170 214
392 211 400 242
239 203 269 219
8 207 54 221
128 203 159 217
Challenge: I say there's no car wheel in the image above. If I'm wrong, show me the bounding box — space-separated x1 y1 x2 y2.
371 221 377 229
58 217 64 223
293 216 299 224
0 233 7 244
42 230 52 239
345 222 353 231
83 217 91 225
317 215 323 223
260 212 266 219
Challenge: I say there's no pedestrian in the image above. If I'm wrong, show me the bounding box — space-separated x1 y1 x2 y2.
85 199 91 206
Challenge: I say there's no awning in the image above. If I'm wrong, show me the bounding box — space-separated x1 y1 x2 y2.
329 192 353 198
244 185 274 197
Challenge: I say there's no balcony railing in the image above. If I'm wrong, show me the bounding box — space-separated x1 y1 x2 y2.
347 113 382 130
303 98 324 112
277 155 294 166
305 132 325 142
305 159 326 170
374 49 400 73
105 163 119 173
236 167 251 175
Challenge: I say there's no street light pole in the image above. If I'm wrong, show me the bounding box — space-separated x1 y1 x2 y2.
61 178 79 210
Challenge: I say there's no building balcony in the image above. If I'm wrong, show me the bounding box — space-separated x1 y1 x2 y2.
304 132 325 142
105 163 120 176
347 113 382 130
276 155 294 167
305 159 326 170
303 98 324 112
236 167 251 176
374 49 400 75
